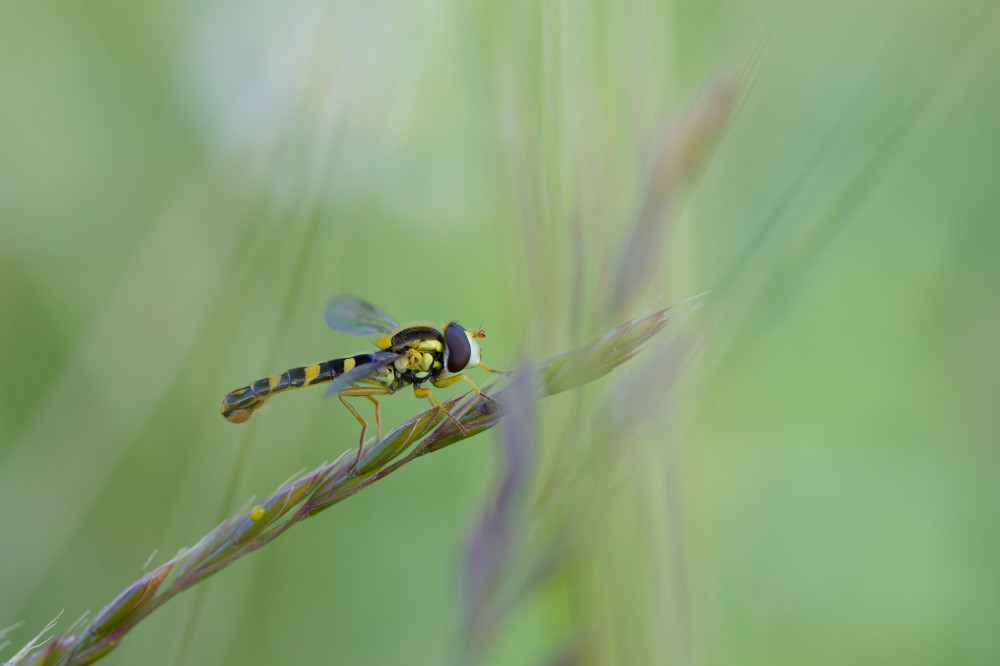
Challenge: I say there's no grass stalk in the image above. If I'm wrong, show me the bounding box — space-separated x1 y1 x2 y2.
10 304 689 666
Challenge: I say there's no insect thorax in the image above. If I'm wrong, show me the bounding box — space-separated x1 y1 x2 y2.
393 347 445 386
380 327 446 389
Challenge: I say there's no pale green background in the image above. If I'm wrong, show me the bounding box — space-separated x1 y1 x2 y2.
1 0 998 664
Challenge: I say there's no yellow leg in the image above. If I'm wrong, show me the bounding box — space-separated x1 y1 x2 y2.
477 362 509 376
432 373 498 406
364 395 382 441
431 373 473 390
338 386 392 469
414 385 468 434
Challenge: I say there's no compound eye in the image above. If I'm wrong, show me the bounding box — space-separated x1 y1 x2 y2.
445 323 471 373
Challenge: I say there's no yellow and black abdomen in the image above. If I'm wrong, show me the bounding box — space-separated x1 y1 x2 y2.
220 354 375 424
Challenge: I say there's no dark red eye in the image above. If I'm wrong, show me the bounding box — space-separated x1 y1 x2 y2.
445 323 471 372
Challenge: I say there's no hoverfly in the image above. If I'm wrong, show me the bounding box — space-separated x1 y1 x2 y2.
220 296 503 466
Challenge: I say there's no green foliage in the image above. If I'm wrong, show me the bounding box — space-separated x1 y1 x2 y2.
2 0 998 664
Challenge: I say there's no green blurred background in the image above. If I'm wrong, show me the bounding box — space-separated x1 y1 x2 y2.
2 0 998 664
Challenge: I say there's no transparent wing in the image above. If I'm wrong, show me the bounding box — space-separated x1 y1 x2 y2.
325 296 400 336
325 351 402 395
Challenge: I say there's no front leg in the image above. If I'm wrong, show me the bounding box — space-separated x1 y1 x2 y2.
478 362 511 376
432 373 498 407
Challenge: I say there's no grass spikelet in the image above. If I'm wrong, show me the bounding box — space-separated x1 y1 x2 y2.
3 614 58 666
539 304 690 396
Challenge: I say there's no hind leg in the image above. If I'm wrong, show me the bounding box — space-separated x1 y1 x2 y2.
338 387 392 469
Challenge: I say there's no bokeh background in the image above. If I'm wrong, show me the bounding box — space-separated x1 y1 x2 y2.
2 0 998 664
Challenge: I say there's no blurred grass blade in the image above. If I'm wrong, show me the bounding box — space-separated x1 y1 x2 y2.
463 363 538 653
610 75 744 316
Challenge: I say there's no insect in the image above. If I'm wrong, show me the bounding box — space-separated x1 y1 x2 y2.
220 296 503 467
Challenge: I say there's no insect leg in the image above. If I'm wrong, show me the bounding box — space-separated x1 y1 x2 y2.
431 373 499 406
413 385 468 435
477 362 510 376
433 372 482 393
367 395 382 442
338 386 392 469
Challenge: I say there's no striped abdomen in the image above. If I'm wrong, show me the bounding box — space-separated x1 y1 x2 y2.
220 354 374 424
